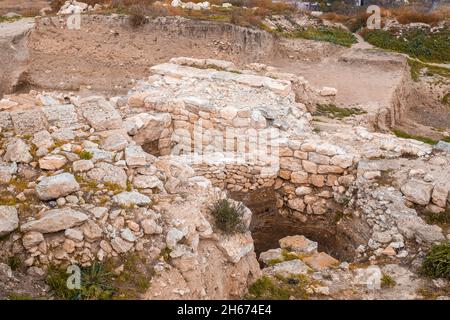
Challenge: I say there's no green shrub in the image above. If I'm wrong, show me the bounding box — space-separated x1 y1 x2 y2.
422 243 450 279
381 274 396 288
209 198 246 234
46 262 115 300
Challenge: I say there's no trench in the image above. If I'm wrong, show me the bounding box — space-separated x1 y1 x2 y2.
229 188 358 262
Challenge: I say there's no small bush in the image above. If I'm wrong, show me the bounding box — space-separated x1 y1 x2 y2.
46 262 115 300
381 274 396 288
313 104 366 119
209 198 246 234
422 243 450 280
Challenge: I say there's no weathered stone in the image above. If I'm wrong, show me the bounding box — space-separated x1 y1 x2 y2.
279 235 318 254
287 198 305 212
82 220 103 240
32 130 54 149
125 146 149 167
291 171 308 184
295 186 313 196
0 206 19 236
42 104 78 128
302 160 317 174
401 180 433 206
100 133 129 151
217 233 254 264
266 259 310 276
4 139 33 163
80 98 122 130
87 162 127 188
65 228 84 241
21 208 88 233
111 237 133 253
10 109 47 134
39 154 67 170
73 160 94 172
22 232 44 250
141 219 163 235
0 162 17 183
35 173 80 200
431 184 448 208
113 191 151 207
133 175 164 190
304 252 339 270
259 248 283 265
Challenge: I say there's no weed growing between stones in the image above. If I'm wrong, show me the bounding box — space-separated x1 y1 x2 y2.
381 274 396 288
209 198 246 234
421 243 450 280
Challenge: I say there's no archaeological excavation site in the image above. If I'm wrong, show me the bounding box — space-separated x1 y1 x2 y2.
0 0 449 303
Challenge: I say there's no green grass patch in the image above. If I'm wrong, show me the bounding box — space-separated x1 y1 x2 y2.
313 104 366 119
288 26 357 47
407 59 450 81
7 293 34 300
392 129 437 145
363 29 450 64
0 15 22 23
421 243 450 280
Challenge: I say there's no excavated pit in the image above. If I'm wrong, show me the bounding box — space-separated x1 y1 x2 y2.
230 188 360 262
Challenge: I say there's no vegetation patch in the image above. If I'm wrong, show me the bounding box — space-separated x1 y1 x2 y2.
407 59 450 81
363 29 450 64
246 274 310 300
392 129 437 145
75 150 93 160
381 274 396 288
313 104 366 119
442 92 450 106
425 210 450 227
421 243 450 280
209 198 246 234
288 26 357 47
0 15 22 23
46 262 115 300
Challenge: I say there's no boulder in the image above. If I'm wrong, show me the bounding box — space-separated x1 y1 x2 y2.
0 206 19 236
125 145 149 167
21 208 88 233
401 180 433 206
80 98 122 131
279 235 318 254
36 173 80 200
303 252 339 270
